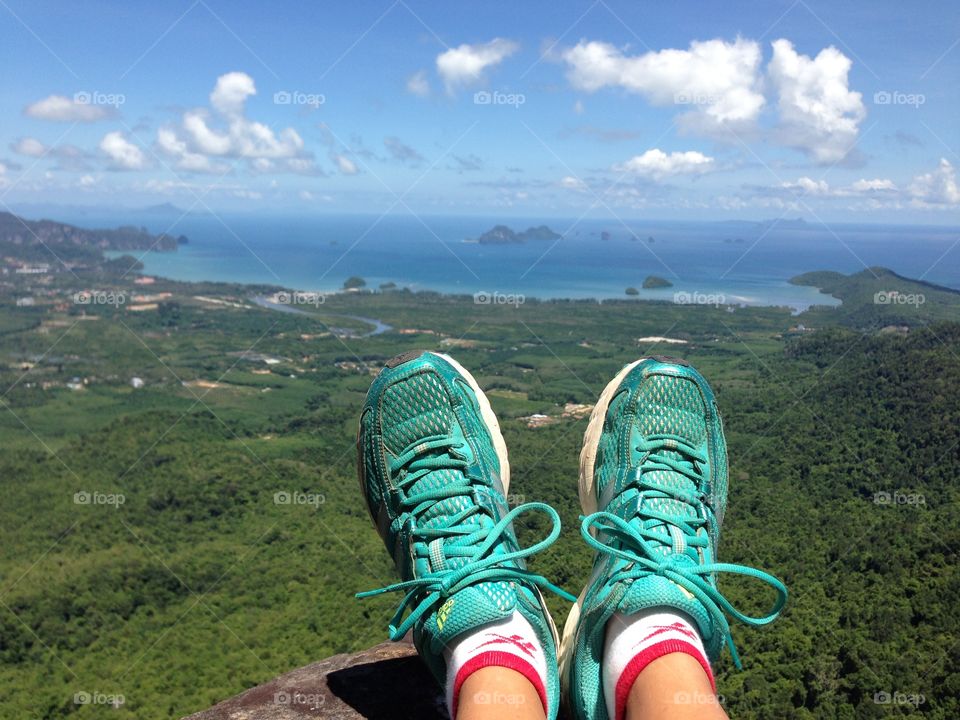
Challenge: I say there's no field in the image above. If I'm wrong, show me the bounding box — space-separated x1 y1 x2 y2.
0 259 957 718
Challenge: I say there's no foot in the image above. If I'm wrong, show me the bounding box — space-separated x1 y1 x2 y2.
560 356 787 720
357 350 573 719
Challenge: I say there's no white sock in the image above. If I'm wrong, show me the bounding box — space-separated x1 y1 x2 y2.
602 610 714 720
443 611 549 718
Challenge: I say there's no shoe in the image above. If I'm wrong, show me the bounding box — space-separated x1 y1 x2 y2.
356 350 574 719
560 356 787 719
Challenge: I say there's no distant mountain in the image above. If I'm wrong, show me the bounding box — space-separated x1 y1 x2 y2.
0 211 186 252
468 224 561 244
141 202 191 216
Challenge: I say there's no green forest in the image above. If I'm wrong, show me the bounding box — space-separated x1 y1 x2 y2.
0 256 957 718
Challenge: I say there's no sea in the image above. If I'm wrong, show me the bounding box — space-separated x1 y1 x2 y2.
77 212 958 312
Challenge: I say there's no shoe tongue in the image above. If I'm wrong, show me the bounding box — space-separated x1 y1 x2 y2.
382 372 476 549
430 581 518 647
631 375 706 558
382 371 453 452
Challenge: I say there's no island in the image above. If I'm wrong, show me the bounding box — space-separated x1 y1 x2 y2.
642 275 673 289
468 224 562 244
625 286 639 296
0 211 185 252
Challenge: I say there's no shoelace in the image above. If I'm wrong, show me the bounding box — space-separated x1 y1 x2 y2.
358 435 575 639
580 433 787 667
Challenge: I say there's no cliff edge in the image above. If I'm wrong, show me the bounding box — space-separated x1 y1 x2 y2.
182 640 446 720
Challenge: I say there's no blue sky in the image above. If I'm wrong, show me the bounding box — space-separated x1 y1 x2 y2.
1 0 958 223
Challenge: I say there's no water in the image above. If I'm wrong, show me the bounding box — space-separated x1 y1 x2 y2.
86 212 959 311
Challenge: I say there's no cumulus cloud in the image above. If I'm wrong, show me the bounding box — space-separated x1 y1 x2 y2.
908 158 960 205
100 131 148 170
332 153 358 175
11 137 47 157
436 38 519 92
762 176 899 202
767 39 865 164
157 72 314 174
849 178 896 193
407 70 430 97
780 177 830 196
24 94 112 122
157 127 229 173
560 175 588 191
384 136 423 166
562 38 765 129
614 149 714 179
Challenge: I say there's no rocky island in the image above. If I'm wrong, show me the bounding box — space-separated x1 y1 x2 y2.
642 275 673 289
467 224 562 244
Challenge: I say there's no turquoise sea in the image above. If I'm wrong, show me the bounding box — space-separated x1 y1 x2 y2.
87 212 960 311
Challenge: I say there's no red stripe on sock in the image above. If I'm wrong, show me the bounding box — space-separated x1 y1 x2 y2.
451 650 548 717
613 639 716 720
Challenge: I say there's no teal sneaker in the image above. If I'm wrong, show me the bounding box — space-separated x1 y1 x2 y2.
356 350 574 719
560 356 787 719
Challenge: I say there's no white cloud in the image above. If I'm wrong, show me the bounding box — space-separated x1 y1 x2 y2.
560 175 587 191
158 72 310 174
909 158 960 205
436 38 519 92
79 174 97 188
11 137 47 157
407 70 430 97
767 39 865 164
333 153 358 175
614 149 714 179
562 38 765 128
781 177 830 196
763 176 899 202
849 178 896 193
157 127 229 173
210 71 256 116
99 131 147 170
24 94 112 122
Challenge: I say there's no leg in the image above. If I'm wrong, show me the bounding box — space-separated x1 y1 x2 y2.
624 653 727 720
457 666 547 720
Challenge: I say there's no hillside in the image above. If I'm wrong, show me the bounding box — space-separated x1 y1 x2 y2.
0 211 185 257
792 266 960 327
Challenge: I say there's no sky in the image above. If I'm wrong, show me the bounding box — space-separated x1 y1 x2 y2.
1 0 959 223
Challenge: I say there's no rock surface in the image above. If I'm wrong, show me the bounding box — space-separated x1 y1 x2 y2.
182 640 447 720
